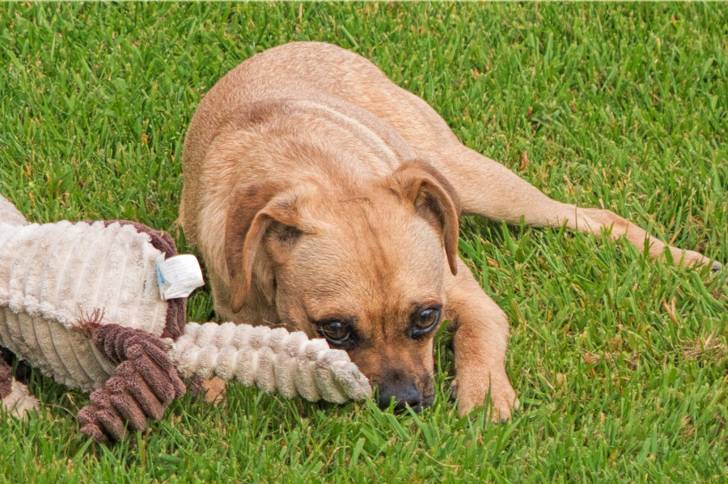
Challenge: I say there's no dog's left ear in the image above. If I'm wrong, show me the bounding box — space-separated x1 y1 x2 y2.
389 160 461 275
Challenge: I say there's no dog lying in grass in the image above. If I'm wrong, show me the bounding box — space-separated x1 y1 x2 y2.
179 41 720 420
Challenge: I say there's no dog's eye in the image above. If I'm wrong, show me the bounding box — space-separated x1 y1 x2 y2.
317 320 352 346
410 305 442 338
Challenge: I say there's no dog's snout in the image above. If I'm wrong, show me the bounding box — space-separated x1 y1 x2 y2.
376 375 431 412
377 382 423 412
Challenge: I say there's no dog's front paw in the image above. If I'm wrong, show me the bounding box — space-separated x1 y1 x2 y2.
455 372 518 421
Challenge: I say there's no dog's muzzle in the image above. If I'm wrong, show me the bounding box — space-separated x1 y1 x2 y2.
376 377 433 413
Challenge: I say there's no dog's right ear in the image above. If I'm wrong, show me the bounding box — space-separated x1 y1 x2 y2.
388 160 461 275
224 182 306 313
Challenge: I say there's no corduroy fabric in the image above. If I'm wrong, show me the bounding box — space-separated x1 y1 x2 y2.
1 379 39 418
78 324 186 443
98 221 186 340
0 219 168 391
0 196 27 227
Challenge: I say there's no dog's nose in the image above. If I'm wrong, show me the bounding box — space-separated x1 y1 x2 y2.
377 381 426 413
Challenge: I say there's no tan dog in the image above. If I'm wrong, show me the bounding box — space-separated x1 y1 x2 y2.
180 41 719 419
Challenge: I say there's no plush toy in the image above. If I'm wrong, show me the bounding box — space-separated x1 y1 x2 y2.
0 195 371 443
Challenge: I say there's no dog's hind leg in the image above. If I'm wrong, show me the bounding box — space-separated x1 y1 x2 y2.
436 146 720 270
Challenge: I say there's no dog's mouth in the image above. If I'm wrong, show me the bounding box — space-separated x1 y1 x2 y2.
413 392 435 413
377 391 434 414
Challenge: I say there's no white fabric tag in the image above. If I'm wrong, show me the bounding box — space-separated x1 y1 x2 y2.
156 254 205 300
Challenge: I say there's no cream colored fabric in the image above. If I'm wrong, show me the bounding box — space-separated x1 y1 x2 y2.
0 205 168 391
0 196 27 227
1 379 39 418
170 322 372 403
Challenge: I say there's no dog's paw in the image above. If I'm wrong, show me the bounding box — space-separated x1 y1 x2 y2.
674 249 721 272
455 374 518 421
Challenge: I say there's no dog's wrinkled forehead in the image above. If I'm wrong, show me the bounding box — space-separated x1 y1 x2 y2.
290 194 446 311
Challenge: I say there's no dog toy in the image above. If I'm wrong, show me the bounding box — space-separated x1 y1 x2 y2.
0 195 371 443
170 322 370 404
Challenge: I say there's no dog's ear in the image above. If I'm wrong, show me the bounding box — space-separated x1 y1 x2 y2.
389 160 461 275
225 182 306 313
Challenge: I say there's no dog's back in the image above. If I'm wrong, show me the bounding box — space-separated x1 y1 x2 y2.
180 42 457 246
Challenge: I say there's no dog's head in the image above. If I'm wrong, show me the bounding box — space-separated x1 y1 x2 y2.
225 160 460 411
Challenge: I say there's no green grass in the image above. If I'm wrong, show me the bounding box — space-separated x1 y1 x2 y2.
1 3 726 482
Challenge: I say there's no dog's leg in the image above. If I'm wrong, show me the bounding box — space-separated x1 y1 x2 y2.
447 259 518 420
436 147 719 270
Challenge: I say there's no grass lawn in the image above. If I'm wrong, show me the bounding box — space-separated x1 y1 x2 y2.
1 3 726 482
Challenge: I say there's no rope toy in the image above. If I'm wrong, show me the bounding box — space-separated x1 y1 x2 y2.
0 195 371 443
171 322 370 404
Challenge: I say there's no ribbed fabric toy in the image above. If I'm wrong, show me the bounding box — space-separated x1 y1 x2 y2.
171 323 370 404
0 195 371 443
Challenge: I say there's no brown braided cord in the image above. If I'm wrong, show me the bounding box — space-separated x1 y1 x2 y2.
78 324 186 443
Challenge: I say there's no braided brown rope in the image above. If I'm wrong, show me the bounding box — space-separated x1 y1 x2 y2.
78 324 186 443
